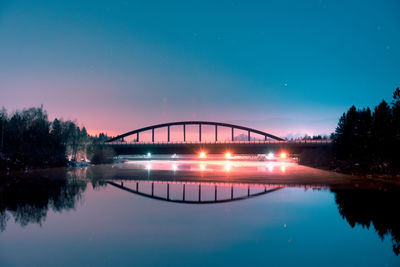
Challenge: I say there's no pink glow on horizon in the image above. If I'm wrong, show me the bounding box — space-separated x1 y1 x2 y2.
0 74 331 139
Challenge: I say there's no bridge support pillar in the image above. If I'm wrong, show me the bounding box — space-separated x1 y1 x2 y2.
168 126 170 142
137 132 139 142
265 135 267 141
199 124 202 142
183 124 186 142
215 125 218 142
152 128 154 142
231 127 234 141
248 130 250 141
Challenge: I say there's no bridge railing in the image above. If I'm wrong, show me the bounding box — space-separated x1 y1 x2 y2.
104 140 332 145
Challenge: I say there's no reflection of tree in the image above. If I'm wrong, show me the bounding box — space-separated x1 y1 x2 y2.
0 169 88 231
333 189 400 255
0 211 9 231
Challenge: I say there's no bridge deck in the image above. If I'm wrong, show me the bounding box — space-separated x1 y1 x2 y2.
106 140 331 145
105 140 331 155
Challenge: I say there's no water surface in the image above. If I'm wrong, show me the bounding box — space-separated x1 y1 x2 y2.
0 159 399 266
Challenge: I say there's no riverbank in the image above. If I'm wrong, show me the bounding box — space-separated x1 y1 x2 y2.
2 160 399 191
298 146 400 183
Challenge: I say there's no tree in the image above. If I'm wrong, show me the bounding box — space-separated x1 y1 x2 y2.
332 89 400 174
391 88 400 171
0 108 7 152
371 100 393 166
333 106 359 162
355 108 372 166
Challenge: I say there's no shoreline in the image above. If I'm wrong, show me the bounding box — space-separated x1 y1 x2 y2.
1 161 399 191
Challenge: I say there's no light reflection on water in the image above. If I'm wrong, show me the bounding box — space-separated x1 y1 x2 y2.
110 158 341 187
123 158 295 177
0 160 399 266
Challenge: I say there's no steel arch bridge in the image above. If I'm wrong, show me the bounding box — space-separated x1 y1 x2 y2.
106 121 284 143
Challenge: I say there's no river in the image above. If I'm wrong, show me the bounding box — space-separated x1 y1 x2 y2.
0 157 399 266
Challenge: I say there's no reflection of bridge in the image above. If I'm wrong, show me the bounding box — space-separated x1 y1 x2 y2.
105 121 331 155
108 180 282 204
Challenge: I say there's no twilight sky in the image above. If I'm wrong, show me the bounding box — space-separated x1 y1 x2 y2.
1 0 399 138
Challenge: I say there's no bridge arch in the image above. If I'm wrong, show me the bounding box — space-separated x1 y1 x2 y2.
106 121 284 142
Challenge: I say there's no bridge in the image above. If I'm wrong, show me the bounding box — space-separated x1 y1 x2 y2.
105 121 331 155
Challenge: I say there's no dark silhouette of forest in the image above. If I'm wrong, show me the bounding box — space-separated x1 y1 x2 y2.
331 88 400 174
0 106 111 171
300 88 400 174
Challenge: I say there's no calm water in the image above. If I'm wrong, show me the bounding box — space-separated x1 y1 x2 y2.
0 158 399 266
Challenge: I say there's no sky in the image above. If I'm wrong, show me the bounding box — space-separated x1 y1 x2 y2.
0 0 399 138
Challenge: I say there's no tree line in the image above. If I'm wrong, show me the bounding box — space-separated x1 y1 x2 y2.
0 106 111 171
331 88 400 174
